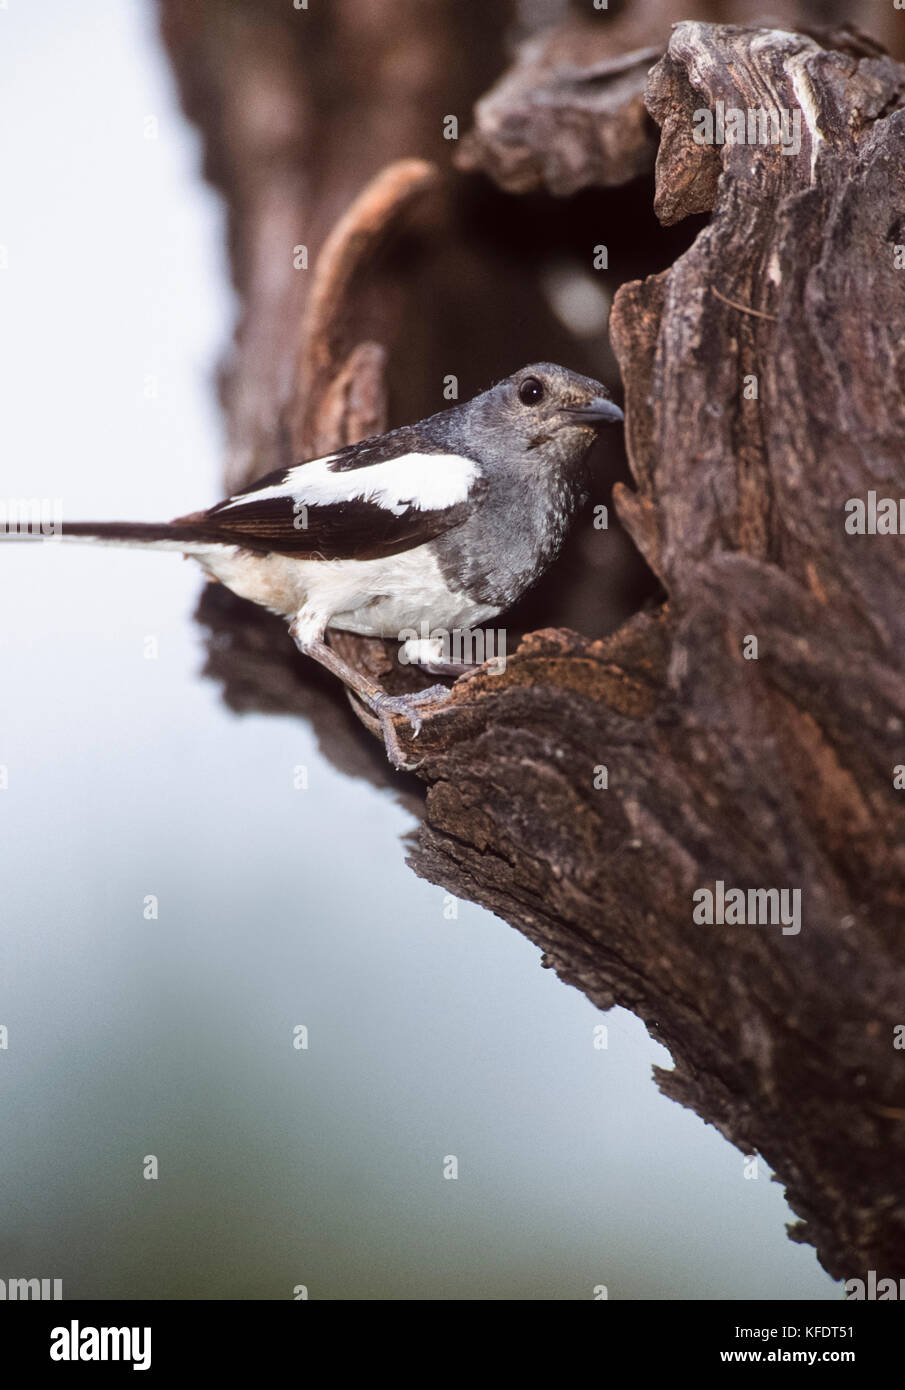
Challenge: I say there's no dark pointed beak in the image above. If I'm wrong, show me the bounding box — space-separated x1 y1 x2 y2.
564 396 624 427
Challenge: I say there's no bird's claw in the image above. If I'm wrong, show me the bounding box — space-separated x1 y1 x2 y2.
372 684 451 770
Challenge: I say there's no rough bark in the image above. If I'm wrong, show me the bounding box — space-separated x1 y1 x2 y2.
159 2 905 1282
454 21 663 196
414 20 905 1282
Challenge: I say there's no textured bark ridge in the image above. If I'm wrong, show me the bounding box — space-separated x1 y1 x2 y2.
454 21 662 195
158 2 905 1282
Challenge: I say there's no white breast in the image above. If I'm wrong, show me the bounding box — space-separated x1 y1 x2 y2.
196 540 498 644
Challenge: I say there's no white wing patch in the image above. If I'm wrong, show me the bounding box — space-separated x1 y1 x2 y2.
218 452 480 519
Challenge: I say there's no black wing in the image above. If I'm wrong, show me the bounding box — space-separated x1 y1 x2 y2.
173 434 485 560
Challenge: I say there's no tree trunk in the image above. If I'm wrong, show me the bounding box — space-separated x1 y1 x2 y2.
159 2 905 1281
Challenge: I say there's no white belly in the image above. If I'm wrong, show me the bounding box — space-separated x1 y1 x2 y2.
197 541 498 641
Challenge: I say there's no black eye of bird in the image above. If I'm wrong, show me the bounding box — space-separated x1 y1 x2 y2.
518 376 544 406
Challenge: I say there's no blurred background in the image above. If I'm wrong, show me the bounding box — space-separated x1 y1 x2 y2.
0 0 858 1298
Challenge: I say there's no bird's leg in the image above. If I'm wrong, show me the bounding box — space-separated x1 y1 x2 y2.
399 635 494 681
290 624 451 769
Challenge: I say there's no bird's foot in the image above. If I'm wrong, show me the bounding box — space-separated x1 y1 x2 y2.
371 684 451 770
421 657 474 678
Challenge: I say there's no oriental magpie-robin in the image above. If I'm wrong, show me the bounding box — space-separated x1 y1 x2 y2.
5 363 623 765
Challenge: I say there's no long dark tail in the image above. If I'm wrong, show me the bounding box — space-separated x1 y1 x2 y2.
1 521 218 552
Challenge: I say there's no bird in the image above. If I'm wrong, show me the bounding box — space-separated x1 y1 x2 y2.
3 362 623 765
